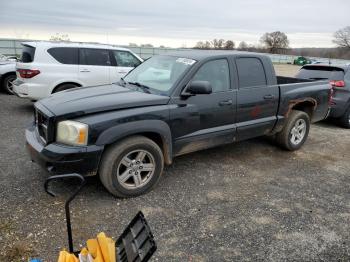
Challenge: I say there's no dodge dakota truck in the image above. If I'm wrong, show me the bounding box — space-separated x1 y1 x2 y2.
26 51 331 197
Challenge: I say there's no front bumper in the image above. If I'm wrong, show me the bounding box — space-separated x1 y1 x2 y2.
26 124 104 176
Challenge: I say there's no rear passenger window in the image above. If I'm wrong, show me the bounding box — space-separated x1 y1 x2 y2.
192 59 230 92
236 58 267 88
296 66 345 80
48 47 78 64
21 45 36 63
79 48 111 66
112 50 141 67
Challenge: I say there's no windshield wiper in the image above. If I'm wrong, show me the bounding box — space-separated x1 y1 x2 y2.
127 81 151 93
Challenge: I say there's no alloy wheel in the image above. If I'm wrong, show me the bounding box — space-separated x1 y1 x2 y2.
116 149 156 189
290 119 307 146
5 77 15 94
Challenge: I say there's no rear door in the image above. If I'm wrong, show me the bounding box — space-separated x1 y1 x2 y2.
110 50 142 82
78 48 110 86
235 57 279 141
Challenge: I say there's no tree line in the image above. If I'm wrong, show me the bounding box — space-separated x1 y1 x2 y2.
194 31 289 52
194 26 350 59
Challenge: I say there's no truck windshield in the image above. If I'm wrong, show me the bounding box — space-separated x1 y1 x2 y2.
123 55 196 95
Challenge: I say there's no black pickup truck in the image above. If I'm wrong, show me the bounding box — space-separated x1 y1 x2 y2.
26 51 331 197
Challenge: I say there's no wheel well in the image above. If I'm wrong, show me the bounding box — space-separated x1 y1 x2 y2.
289 100 317 119
138 132 172 165
103 132 172 165
1 72 16 82
52 82 81 93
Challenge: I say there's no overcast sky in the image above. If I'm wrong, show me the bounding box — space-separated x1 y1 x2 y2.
0 0 349 48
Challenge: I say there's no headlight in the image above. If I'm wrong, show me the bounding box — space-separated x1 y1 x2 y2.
56 120 88 146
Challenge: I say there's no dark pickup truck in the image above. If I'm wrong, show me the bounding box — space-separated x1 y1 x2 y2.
26 51 331 197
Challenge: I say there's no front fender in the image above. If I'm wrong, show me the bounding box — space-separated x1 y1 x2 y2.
95 120 173 164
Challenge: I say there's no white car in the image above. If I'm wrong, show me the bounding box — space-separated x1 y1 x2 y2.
12 42 143 100
0 59 16 94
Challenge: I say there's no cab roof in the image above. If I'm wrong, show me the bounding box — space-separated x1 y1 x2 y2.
163 50 267 61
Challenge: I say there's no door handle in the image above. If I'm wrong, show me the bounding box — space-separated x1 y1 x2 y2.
263 94 275 100
219 99 233 106
80 69 90 73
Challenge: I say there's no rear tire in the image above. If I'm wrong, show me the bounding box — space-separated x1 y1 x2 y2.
276 110 310 151
339 106 350 129
99 136 164 198
2 74 16 94
53 83 78 93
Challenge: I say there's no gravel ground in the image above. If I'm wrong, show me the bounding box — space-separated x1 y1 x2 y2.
0 65 349 261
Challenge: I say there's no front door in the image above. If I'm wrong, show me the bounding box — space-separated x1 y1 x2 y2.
110 50 142 82
171 58 237 156
235 57 279 141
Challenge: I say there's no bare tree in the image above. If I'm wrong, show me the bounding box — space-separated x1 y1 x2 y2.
195 39 234 50
224 40 235 50
260 31 289 53
195 41 211 49
195 41 205 49
50 33 70 41
333 26 350 49
238 41 248 50
211 39 225 49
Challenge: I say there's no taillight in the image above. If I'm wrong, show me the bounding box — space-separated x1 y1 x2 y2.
17 69 40 79
329 80 345 88
329 85 334 106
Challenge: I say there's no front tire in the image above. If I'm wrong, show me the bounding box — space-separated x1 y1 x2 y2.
276 110 310 151
99 136 164 198
338 106 350 129
2 74 16 94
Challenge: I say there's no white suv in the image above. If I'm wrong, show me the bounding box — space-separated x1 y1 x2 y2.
12 42 142 100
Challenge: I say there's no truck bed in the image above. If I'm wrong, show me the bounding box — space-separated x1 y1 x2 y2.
276 78 330 125
277 76 314 85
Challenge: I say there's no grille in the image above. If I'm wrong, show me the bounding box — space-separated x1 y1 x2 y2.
36 110 49 144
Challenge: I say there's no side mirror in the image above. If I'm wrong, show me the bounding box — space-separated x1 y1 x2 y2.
184 81 212 96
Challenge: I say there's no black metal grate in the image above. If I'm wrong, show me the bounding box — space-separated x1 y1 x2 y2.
116 211 157 262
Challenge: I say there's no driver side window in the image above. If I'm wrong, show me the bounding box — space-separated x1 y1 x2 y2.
192 59 230 92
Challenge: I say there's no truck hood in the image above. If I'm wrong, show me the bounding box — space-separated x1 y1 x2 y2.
38 84 170 117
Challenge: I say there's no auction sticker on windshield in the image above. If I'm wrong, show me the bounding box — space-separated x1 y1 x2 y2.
176 58 196 65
